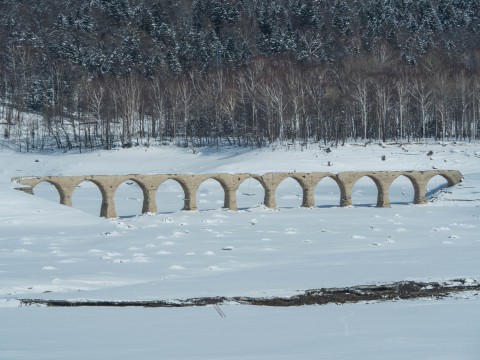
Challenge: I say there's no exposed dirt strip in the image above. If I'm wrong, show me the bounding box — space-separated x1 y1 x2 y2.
19 279 480 308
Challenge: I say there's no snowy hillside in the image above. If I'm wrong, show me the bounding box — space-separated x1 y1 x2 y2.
1 141 480 359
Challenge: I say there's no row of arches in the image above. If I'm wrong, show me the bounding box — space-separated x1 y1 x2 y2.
15 170 462 218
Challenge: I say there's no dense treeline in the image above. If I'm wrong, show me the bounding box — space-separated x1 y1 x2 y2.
1 0 480 151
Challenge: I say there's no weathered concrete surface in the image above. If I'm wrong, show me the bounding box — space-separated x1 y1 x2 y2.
12 170 463 218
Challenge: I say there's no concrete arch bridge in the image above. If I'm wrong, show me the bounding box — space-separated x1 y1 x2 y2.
13 170 462 218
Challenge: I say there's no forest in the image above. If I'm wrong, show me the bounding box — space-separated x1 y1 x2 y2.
1 0 480 151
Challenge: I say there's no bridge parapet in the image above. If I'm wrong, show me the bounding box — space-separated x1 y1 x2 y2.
12 170 462 218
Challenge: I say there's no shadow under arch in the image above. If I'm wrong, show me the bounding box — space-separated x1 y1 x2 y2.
314 176 341 208
351 175 380 207
275 176 304 209
156 178 186 213
425 174 450 200
388 174 415 206
236 176 266 210
114 178 144 218
196 177 227 211
72 180 103 216
32 180 61 204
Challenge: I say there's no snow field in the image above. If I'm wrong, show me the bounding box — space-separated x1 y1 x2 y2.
1 141 480 359
2 295 480 360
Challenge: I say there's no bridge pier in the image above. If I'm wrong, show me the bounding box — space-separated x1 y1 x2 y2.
224 189 237 211
257 173 276 209
340 189 352 207
264 188 277 209
142 188 158 213
376 184 391 208
182 185 197 211
302 186 315 208
56 182 77 207
100 193 116 218
336 173 355 207
372 173 399 208
95 178 120 218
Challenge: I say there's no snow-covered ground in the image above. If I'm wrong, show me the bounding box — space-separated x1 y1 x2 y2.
1 141 480 359
3 294 480 360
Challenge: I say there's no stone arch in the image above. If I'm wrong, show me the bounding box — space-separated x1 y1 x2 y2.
80 177 115 218
425 174 450 200
200 175 230 194
164 177 190 195
387 174 416 205
112 177 150 196
113 178 146 217
274 175 305 209
236 176 266 210
32 180 61 203
351 175 382 207
403 170 462 205
71 179 103 216
165 175 197 211
425 170 462 187
155 178 186 213
196 177 228 211
35 177 86 208
314 175 342 208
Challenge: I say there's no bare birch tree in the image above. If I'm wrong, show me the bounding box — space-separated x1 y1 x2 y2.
409 73 433 142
